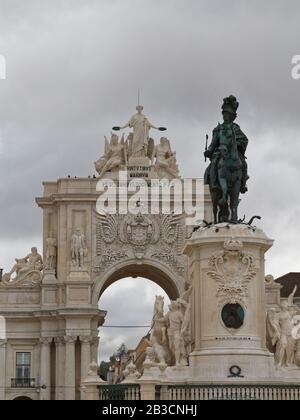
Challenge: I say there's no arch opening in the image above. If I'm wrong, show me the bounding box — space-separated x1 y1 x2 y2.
97 276 172 382
94 261 182 304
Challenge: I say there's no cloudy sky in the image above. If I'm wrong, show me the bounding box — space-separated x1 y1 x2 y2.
0 0 300 360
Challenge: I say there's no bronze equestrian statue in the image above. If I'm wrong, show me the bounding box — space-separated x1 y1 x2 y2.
204 95 249 224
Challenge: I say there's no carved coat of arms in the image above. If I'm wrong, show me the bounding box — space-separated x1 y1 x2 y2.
207 239 256 306
93 210 187 274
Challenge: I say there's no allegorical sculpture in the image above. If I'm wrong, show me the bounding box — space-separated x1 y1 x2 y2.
266 286 300 368
94 133 127 178
2 247 43 285
152 137 180 178
94 105 181 179
147 287 192 368
204 95 249 224
113 105 166 159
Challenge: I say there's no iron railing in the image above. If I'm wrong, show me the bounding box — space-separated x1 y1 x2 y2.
98 384 140 400
157 384 300 400
11 378 36 389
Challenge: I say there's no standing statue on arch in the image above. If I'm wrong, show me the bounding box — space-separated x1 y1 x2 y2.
113 105 166 159
204 95 249 224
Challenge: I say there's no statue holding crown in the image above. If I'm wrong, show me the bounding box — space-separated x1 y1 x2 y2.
204 95 249 224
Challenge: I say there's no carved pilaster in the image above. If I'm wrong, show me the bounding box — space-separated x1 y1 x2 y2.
80 336 93 383
40 337 52 400
64 336 77 400
54 337 64 400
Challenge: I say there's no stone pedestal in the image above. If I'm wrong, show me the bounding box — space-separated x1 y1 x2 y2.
184 223 275 382
42 270 58 307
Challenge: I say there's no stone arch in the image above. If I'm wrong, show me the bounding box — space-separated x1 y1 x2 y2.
12 395 33 400
92 258 184 304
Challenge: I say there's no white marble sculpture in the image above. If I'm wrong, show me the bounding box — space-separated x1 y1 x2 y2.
45 231 57 270
165 300 186 366
150 296 171 366
267 285 300 368
95 133 127 178
152 137 180 178
2 247 43 285
147 287 192 369
71 228 88 268
119 105 159 159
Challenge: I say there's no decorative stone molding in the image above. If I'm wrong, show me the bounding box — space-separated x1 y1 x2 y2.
54 337 64 346
122 360 141 383
79 335 93 344
207 239 256 306
0 339 7 348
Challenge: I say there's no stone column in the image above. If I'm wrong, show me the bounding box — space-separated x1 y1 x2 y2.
54 337 65 400
0 340 7 400
40 337 52 400
64 336 77 400
90 336 99 364
80 336 92 384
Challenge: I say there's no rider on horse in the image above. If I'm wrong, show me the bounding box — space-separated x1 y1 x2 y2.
204 95 249 223
204 95 249 194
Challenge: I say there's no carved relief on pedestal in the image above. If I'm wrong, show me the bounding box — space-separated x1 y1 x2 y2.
93 211 187 275
207 239 256 306
1 247 43 287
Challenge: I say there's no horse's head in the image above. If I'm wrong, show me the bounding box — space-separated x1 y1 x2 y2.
154 295 165 317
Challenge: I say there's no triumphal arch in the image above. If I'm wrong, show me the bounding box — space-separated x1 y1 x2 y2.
0 105 212 400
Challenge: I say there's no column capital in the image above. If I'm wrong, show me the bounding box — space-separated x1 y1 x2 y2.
91 336 99 345
64 335 77 344
79 335 93 344
40 337 52 345
54 336 64 345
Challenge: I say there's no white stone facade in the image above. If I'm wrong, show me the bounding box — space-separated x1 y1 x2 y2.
0 171 213 399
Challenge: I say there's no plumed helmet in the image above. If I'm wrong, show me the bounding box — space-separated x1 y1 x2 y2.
222 95 239 115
